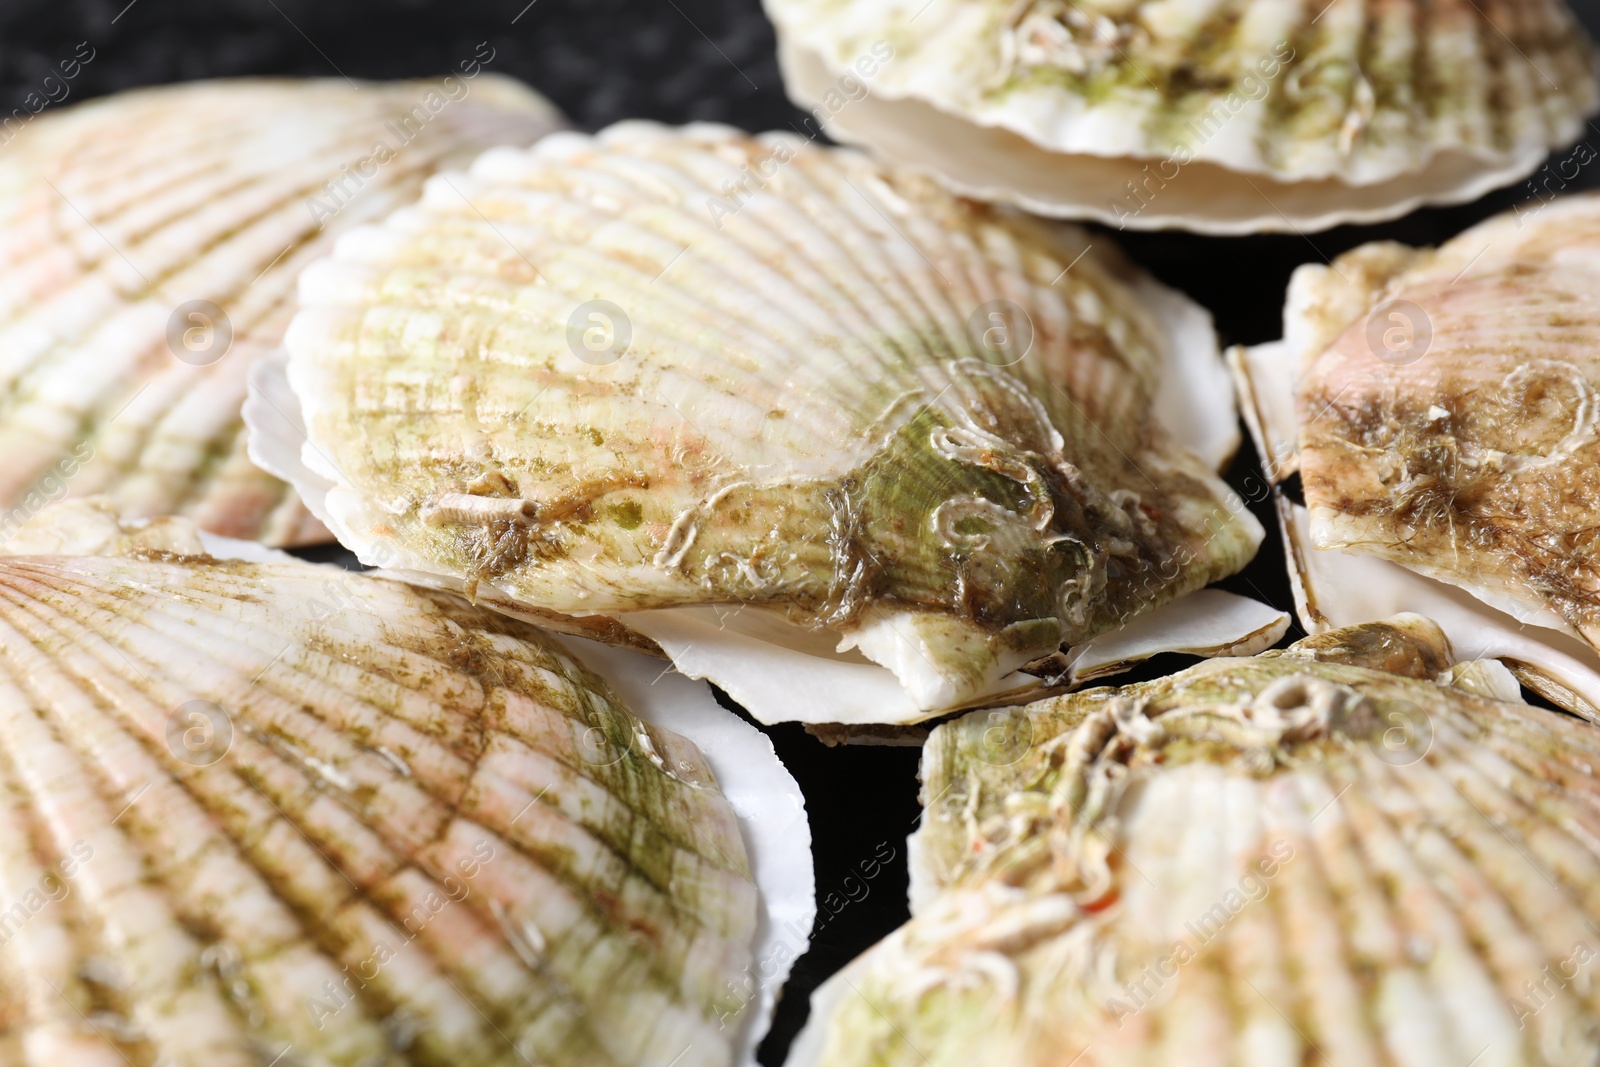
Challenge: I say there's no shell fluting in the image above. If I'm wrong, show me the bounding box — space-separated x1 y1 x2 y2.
789 618 1600 1066
0 549 755 1067
772 0 1598 184
277 122 1258 715
1295 191 1600 653
765 0 1600 231
0 77 562 547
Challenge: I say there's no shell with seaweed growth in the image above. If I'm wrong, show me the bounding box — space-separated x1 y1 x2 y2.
253 122 1281 729
790 616 1600 1067
0 76 563 548
1230 190 1600 720
764 0 1600 233
0 501 813 1067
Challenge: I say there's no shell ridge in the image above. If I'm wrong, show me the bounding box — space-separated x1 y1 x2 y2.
23 558 750 893
0 603 416 1061
0 556 752 1062
0 78 564 545
0 624 272 1065
1356 747 1590 1044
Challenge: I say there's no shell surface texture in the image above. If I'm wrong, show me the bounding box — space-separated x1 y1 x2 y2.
0 511 768 1067
1298 193 1600 645
261 122 1270 727
0 76 563 548
763 0 1600 233
789 615 1600 1067
1231 190 1600 721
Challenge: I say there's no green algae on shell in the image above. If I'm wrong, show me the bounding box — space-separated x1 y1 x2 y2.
1229 191 1600 721
0 502 802 1067
0 77 562 548
764 0 1600 232
790 616 1600 1066
254 122 1278 727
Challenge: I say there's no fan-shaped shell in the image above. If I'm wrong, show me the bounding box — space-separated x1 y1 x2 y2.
790 616 1600 1066
1230 190 1600 719
0 77 563 548
258 122 1270 726
765 0 1599 233
0 523 789 1066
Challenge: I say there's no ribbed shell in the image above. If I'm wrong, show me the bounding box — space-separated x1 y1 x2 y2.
1295 191 1600 653
275 122 1260 717
0 550 756 1067
0 77 562 547
767 0 1598 185
789 617 1600 1066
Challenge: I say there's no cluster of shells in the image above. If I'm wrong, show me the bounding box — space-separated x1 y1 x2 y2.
0 0 1597 1061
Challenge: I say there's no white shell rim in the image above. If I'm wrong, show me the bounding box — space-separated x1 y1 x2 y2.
779 41 1565 235
243 110 1268 728
247 244 1267 727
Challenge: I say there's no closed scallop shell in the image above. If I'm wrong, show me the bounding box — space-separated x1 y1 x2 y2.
256 122 1277 727
764 0 1599 233
790 616 1600 1067
1230 191 1600 720
0 76 563 548
0 501 813 1067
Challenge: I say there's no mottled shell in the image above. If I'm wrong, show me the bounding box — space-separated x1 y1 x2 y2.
791 617 1600 1066
1229 191 1600 720
1298 192 1600 644
263 122 1264 725
765 0 1599 232
0 543 764 1066
0 77 562 547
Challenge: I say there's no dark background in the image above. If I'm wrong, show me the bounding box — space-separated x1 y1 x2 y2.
4 0 1598 1061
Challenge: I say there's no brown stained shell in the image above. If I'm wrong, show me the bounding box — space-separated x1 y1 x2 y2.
1230 190 1600 721
1297 193 1600 644
0 529 766 1066
789 617 1600 1067
0 77 563 547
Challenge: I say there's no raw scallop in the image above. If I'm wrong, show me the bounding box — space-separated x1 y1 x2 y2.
254 122 1280 727
0 502 812 1066
791 616 1600 1066
0 77 562 547
1231 191 1600 719
765 0 1599 232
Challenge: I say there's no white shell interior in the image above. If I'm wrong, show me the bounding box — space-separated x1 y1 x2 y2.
1064 587 1288 684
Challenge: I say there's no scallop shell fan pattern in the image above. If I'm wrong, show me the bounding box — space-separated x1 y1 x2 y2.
0 550 756 1067
790 617 1600 1066
767 0 1600 186
282 122 1261 715
1295 191 1600 652
0 77 563 547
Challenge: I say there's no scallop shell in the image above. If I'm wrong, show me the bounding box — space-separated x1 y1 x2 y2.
0 502 814 1067
764 0 1599 233
0 495 219 558
790 616 1600 1066
0 76 563 548
1230 191 1600 719
252 121 1279 728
